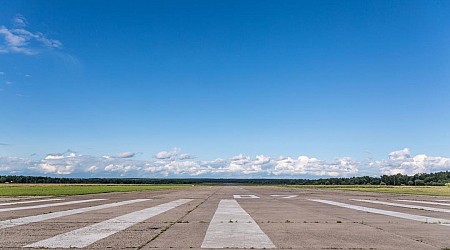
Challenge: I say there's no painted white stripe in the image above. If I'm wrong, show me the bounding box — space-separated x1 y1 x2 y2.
25 199 193 248
310 199 450 226
0 199 149 229
0 199 106 213
271 194 298 199
201 199 275 249
0 198 64 206
397 200 450 207
351 199 450 213
233 195 260 199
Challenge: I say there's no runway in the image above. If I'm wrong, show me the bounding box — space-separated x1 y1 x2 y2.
1 186 449 249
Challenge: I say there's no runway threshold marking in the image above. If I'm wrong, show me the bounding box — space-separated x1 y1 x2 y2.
397 200 450 207
0 199 106 213
0 199 150 229
271 194 298 199
201 199 275 249
0 198 64 206
233 195 260 199
351 199 450 213
310 199 450 226
25 199 193 249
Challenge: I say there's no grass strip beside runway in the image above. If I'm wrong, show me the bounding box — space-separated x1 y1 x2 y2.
288 185 450 196
0 184 189 196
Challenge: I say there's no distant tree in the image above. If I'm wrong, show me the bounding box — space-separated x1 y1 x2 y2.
415 180 425 186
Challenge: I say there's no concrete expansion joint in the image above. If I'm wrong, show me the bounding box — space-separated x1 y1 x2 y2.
136 189 220 250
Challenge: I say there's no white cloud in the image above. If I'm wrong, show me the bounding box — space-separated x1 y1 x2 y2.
1 148 449 178
45 151 76 160
253 155 271 165
110 152 135 158
378 149 450 175
272 156 359 177
179 153 192 160
154 147 180 159
0 150 364 177
104 164 141 173
0 15 62 55
38 163 74 175
86 165 98 173
0 156 33 173
388 148 410 161
13 15 27 27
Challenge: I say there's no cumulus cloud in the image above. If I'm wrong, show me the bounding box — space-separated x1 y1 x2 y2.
179 154 192 160
0 156 33 174
26 150 144 176
254 155 271 165
388 148 410 161
377 148 450 175
154 147 180 159
272 156 359 177
1 148 449 178
37 151 82 175
86 165 98 173
104 164 140 173
38 163 74 175
0 15 62 55
109 152 135 159
44 150 78 159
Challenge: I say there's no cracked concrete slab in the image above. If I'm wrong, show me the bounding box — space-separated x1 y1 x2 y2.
1 186 449 249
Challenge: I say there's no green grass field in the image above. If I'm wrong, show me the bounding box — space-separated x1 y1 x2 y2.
0 184 190 196
287 185 450 196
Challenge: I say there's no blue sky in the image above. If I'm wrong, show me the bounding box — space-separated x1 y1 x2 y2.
1 0 449 178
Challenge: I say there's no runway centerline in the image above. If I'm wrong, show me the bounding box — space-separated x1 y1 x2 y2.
201 199 275 249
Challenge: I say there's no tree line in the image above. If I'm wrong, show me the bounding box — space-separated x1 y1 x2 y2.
0 171 449 185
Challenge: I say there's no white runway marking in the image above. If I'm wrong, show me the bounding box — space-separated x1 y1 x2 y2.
397 200 450 207
310 199 450 226
0 199 106 213
271 194 298 199
0 199 149 229
351 199 450 213
233 195 260 199
25 199 193 248
201 199 275 249
0 198 64 206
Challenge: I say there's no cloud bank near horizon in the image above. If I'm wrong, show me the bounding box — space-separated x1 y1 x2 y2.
1 148 449 178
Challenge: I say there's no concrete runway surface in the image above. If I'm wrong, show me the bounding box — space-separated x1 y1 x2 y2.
1 186 450 249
